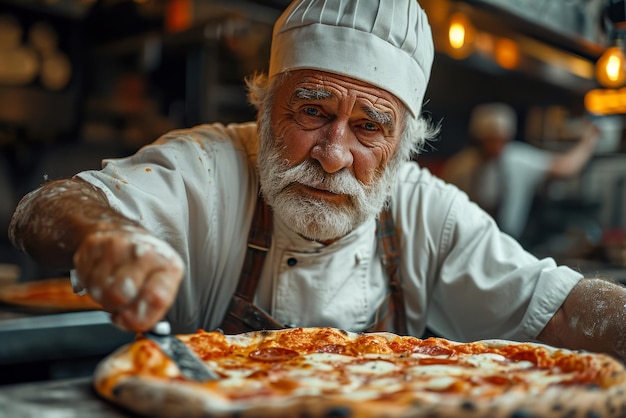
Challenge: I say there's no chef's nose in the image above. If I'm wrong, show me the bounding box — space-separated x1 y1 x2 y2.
310 121 354 173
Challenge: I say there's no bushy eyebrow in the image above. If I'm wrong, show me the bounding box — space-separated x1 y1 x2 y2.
363 107 394 127
294 87 332 100
294 87 395 128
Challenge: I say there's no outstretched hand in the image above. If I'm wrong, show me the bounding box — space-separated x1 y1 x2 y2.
73 227 184 332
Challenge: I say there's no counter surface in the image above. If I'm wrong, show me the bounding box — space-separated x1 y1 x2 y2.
0 377 134 418
0 307 135 385
0 309 134 365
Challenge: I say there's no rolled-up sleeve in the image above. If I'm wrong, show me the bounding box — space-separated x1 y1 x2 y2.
431 191 583 342
395 165 582 343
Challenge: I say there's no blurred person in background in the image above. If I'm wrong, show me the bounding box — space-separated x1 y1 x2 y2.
439 102 600 239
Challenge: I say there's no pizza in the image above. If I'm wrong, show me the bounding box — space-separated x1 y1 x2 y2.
0 277 102 311
93 326 626 418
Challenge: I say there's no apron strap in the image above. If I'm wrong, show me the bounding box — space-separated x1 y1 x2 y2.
234 194 273 300
219 195 408 335
219 195 284 334
374 207 408 335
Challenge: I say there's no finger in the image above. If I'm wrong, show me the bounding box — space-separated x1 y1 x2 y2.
110 311 133 332
96 273 141 310
72 230 184 328
73 231 143 309
95 238 182 309
116 269 182 332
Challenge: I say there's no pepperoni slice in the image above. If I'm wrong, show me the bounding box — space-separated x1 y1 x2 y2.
413 344 454 357
316 344 347 354
248 347 299 362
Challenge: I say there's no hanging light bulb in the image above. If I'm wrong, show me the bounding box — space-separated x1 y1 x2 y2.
596 44 626 88
447 12 475 59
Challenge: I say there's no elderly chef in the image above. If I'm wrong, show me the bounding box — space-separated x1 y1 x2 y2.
9 0 626 362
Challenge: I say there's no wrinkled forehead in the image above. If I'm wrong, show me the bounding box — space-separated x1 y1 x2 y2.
276 69 406 125
282 70 403 103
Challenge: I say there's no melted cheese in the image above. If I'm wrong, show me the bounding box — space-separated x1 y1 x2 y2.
345 360 399 375
99 327 624 408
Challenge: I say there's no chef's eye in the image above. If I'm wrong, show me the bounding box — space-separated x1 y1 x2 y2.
363 122 378 131
304 107 319 116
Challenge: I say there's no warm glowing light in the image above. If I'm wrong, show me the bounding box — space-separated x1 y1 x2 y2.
447 13 475 59
494 37 520 70
585 88 626 115
516 36 595 80
165 0 193 33
596 46 626 88
449 22 466 49
606 55 622 80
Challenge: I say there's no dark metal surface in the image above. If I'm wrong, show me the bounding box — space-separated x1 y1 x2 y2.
0 377 134 418
0 310 134 366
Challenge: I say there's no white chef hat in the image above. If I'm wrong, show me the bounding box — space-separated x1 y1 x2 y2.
269 0 434 119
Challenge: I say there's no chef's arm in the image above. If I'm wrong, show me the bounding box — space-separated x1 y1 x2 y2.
537 278 626 361
9 178 142 268
547 120 600 178
9 178 184 332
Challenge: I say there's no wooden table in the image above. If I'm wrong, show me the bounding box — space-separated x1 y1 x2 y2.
0 377 136 418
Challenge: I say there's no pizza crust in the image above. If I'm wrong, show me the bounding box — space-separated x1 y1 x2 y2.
94 328 626 418
97 375 626 418
0 277 102 311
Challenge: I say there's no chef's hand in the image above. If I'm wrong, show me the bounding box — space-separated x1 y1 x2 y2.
73 227 184 332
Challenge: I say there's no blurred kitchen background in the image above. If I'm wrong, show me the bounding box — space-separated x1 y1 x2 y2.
0 0 625 384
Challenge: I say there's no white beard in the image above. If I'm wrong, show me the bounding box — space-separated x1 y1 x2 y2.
257 115 405 242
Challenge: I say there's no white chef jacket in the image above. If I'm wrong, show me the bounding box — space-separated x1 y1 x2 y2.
498 142 552 238
77 122 583 342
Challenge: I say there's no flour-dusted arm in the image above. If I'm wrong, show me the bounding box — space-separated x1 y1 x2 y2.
9 178 184 331
538 277 626 362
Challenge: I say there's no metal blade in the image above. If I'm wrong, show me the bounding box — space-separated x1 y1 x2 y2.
145 321 219 382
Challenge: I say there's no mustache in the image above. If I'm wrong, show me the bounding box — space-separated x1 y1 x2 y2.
276 160 368 198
